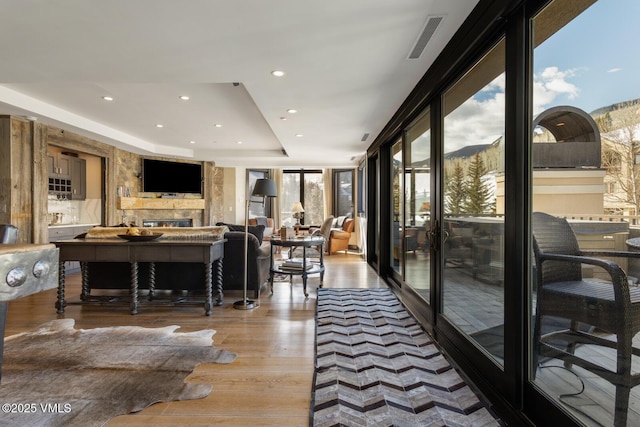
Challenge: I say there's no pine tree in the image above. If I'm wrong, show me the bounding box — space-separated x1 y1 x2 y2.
465 153 492 214
446 162 466 214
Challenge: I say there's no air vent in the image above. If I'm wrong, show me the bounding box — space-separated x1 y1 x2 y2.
361 133 370 142
408 15 445 60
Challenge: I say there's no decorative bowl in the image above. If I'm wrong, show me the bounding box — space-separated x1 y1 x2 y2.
117 233 163 242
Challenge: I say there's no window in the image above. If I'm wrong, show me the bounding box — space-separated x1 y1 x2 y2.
404 108 431 303
333 169 354 217
391 139 403 275
357 160 365 215
281 170 324 226
247 169 271 218
442 38 505 366
531 1 640 424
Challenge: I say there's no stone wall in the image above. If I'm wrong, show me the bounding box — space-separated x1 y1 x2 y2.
115 149 224 227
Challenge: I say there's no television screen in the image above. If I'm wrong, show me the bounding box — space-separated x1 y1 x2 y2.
142 159 202 194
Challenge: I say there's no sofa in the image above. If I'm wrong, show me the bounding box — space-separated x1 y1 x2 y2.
79 225 271 303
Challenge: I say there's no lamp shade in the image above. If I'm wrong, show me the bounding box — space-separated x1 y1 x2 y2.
252 178 277 197
291 201 305 213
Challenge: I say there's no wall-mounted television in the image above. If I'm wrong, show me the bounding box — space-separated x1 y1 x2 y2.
142 158 202 194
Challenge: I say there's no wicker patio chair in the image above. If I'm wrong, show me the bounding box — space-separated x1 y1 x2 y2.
532 212 640 427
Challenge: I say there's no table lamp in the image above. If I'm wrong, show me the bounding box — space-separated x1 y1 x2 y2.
234 178 277 310
292 202 305 225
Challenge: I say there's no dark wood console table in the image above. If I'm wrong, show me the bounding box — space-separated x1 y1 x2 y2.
54 238 225 315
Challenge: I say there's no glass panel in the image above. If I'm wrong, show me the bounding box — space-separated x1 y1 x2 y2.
280 171 324 226
531 1 640 425
248 170 269 218
442 39 505 366
280 172 301 225
391 140 403 274
335 170 354 217
405 109 431 303
303 172 324 225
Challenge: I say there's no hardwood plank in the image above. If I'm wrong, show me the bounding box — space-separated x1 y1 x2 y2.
4 253 383 425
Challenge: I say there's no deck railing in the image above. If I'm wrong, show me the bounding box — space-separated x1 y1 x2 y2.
444 213 640 226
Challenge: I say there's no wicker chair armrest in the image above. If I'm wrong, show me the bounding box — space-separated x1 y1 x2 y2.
540 252 630 299
541 252 623 274
580 250 640 259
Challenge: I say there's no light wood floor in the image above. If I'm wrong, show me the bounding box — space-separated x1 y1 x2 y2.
4 253 386 426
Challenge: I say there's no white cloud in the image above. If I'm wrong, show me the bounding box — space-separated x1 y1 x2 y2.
444 75 505 152
441 66 581 153
533 66 580 115
608 67 622 73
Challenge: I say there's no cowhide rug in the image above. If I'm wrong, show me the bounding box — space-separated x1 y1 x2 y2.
0 319 236 427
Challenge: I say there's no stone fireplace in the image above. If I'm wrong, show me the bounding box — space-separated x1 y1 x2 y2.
142 219 193 227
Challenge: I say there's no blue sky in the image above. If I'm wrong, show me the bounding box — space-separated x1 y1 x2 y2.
534 0 640 113
417 0 639 156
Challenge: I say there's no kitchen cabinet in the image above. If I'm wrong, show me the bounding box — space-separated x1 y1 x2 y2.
47 152 86 200
70 157 86 200
47 152 72 179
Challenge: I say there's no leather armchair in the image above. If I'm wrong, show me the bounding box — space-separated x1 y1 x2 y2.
327 218 355 255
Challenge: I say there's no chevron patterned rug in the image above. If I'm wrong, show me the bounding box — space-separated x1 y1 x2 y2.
311 288 502 426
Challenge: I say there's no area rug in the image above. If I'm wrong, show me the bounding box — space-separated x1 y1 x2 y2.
0 319 236 427
312 288 501 426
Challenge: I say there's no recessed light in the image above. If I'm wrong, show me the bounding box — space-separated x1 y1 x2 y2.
287 109 297 114
214 124 222 128
156 124 164 128
179 95 190 100
237 141 243 145
271 70 285 77
295 134 304 137
280 117 287 121
102 96 113 101
189 140 196 144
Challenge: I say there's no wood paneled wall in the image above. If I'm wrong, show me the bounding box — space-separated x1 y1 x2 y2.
0 115 223 243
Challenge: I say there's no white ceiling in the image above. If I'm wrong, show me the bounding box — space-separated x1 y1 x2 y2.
0 0 478 168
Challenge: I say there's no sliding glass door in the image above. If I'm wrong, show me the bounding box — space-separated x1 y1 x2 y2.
529 1 640 424
404 110 431 303
442 39 506 366
391 140 403 276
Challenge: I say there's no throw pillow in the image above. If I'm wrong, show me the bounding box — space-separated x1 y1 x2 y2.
216 222 265 244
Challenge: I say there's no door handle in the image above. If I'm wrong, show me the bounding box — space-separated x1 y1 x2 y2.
425 220 443 252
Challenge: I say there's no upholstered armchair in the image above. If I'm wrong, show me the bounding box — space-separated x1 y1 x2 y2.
327 218 355 255
248 217 275 239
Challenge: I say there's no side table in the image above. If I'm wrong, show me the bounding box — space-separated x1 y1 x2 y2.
269 236 324 297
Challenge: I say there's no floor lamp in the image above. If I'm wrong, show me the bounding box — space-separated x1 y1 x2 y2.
233 178 277 310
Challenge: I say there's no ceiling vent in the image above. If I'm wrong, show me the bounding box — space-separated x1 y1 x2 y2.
408 15 445 60
361 133 370 142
